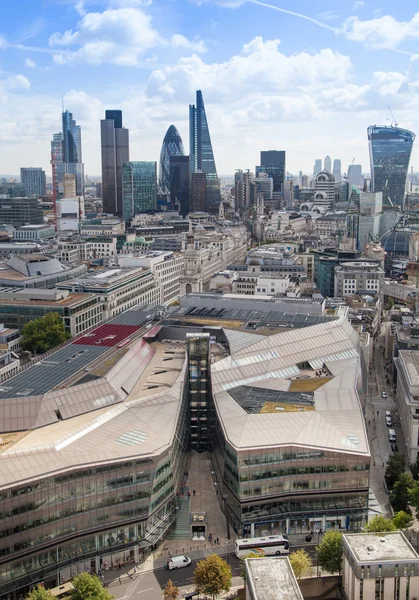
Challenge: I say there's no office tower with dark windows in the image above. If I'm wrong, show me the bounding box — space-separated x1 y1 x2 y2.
0 197 43 227
368 125 415 208
122 161 157 220
101 110 130 215
258 151 285 193
62 110 84 197
333 159 342 183
170 155 189 215
191 171 207 212
159 125 184 195
189 90 221 211
347 164 363 187
20 168 46 198
51 132 65 204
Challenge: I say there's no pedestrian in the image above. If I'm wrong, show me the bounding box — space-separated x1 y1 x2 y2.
118 563 121 570
217 537 220 545
188 491 191 498
193 489 196 496
134 566 137 574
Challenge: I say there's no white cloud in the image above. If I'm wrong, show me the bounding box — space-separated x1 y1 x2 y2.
5 74 31 90
24 58 36 68
49 6 206 65
352 1 364 9
340 13 419 49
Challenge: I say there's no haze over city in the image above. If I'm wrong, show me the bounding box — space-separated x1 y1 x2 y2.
2 0 419 176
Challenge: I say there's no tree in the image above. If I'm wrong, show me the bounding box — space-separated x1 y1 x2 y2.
409 481 419 513
384 453 406 490
71 573 114 600
194 554 232 600
289 549 313 582
393 510 412 529
364 515 397 532
21 312 71 355
163 579 179 600
317 531 343 575
390 473 414 513
26 588 55 600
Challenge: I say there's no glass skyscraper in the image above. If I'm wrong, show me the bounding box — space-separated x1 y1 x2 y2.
257 150 286 193
101 110 130 215
170 155 189 215
189 90 221 211
159 125 184 194
122 161 157 220
20 168 46 197
368 125 415 208
51 110 85 198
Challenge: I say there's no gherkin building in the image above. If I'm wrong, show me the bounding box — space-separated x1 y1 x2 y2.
159 125 185 194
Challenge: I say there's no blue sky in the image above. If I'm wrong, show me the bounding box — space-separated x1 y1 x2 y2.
1 0 419 177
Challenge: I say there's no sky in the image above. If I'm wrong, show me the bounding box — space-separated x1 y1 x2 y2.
1 0 419 178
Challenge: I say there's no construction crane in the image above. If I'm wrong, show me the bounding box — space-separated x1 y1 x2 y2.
388 105 398 127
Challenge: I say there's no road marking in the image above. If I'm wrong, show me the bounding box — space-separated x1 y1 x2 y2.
137 588 154 595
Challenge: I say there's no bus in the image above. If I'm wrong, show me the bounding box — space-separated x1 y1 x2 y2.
234 535 290 558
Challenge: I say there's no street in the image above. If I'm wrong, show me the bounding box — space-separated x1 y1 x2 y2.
109 554 242 600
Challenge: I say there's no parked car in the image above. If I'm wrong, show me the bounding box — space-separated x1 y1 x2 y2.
391 443 398 452
381 391 387 398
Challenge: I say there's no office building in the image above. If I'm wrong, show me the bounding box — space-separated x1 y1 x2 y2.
0 254 87 289
343 532 419 600
368 125 415 208
0 197 43 227
189 90 221 211
333 158 342 183
324 154 332 172
394 350 419 464
0 182 26 198
13 225 55 241
63 173 76 198
20 168 46 197
357 191 383 252
159 125 184 194
234 170 254 212
313 159 322 177
191 171 207 212
255 172 273 205
56 197 85 232
170 155 189 215
347 164 363 187
50 132 65 203
258 150 285 193
62 110 84 196
122 161 157 220
245 558 303 600
101 109 129 215
334 261 384 298
313 170 336 211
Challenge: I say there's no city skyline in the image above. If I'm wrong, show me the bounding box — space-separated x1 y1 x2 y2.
1 0 419 176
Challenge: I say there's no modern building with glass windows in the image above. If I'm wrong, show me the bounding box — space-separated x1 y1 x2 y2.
62 110 84 197
101 110 130 215
257 151 286 194
368 125 415 209
122 161 157 220
170 155 189 215
20 168 46 198
189 90 221 212
159 125 185 195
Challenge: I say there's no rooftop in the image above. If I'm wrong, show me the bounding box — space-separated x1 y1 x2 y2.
399 350 419 386
246 557 303 600
344 532 419 563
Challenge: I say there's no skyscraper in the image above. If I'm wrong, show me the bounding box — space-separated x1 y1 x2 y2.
191 171 207 213
347 164 363 187
159 125 184 194
101 110 129 215
313 159 322 177
20 168 46 197
51 132 65 204
258 151 285 193
122 161 157 220
189 90 221 211
368 125 415 208
333 159 342 183
62 110 84 196
170 156 189 215
324 155 332 173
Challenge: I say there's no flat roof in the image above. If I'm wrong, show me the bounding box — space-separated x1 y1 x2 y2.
344 532 419 563
0 292 95 307
246 558 303 600
399 350 419 386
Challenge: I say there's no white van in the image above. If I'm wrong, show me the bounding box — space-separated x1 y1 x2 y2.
167 555 192 570
388 429 396 443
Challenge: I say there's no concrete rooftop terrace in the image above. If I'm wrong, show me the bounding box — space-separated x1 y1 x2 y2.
344 532 419 563
246 557 303 600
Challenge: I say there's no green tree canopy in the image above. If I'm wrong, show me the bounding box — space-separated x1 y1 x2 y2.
21 312 71 355
163 579 179 600
70 573 114 600
392 510 413 529
289 549 313 582
317 531 343 575
365 515 397 533
390 473 415 513
194 554 232 600
385 454 406 490
409 481 419 513
25 587 55 600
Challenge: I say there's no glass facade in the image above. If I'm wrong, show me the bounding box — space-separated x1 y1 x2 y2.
122 162 157 220
257 151 286 193
159 125 185 195
20 168 46 198
368 125 415 208
170 156 189 216
101 110 129 215
189 90 221 211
